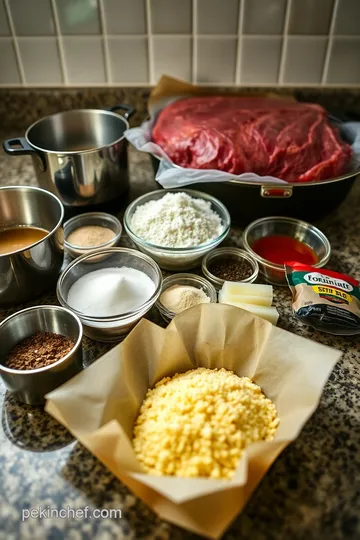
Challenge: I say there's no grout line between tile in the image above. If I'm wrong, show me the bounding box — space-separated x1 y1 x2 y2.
192 0 197 83
50 0 68 85
98 0 111 84
278 0 292 84
235 0 244 84
3 0 26 85
145 0 154 85
2 81 360 89
321 0 339 84
2 33 360 40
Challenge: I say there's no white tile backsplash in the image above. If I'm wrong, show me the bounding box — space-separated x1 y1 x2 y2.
108 37 148 83
0 39 20 83
241 37 282 84
1 0 360 86
18 38 62 84
196 37 237 84
243 0 286 35
151 0 192 34
153 36 192 82
334 0 360 35
9 0 55 36
55 0 101 35
327 38 360 84
103 0 146 35
197 0 239 35
0 1 10 36
63 37 106 84
288 0 334 35
283 37 328 84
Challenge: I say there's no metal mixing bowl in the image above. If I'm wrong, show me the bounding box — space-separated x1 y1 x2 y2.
242 216 331 285
0 185 64 305
0 305 83 405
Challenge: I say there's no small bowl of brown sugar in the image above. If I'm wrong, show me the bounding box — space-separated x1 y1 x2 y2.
202 247 259 290
0 305 83 405
64 212 122 259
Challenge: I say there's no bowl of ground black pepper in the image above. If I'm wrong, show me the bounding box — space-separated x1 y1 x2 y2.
202 247 259 290
0 305 83 405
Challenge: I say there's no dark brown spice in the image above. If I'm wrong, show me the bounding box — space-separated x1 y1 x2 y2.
6 332 75 371
208 258 253 281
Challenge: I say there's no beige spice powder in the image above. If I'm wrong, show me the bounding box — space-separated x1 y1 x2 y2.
160 284 210 314
67 225 115 248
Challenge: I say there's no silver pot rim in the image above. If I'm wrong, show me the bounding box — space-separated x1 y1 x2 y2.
25 108 130 155
0 185 64 257
0 305 83 376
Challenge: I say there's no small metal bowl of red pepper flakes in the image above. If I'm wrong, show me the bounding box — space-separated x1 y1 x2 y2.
202 247 259 290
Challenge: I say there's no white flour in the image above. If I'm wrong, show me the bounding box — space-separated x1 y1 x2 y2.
67 267 155 317
130 192 223 247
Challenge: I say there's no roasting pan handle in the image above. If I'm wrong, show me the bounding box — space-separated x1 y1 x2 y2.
261 185 293 198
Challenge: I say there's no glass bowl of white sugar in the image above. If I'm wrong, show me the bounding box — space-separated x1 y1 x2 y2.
56 247 162 342
124 189 231 271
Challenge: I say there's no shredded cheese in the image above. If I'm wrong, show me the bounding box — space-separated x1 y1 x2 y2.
133 367 279 479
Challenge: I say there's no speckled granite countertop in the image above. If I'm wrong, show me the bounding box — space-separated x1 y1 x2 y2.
0 138 359 540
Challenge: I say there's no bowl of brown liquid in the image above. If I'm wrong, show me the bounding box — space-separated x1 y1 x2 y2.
0 186 64 305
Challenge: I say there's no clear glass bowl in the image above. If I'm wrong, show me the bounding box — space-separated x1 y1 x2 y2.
123 189 231 271
64 212 122 259
156 273 217 324
242 216 331 286
202 247 259 290
57 247 162 342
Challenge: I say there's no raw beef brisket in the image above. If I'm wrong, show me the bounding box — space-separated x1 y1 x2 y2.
152 97 352 183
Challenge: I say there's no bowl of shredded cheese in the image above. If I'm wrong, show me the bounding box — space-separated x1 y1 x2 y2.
133 367 279 480
124 189 231 271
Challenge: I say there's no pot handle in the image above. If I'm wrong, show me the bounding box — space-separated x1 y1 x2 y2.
261 185 293 198
108 104 135 120
3 137 36 156
3 137 46 172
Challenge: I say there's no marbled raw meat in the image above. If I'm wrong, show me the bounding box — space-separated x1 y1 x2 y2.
152 97 352 183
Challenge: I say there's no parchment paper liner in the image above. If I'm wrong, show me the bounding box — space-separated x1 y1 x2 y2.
46 304 341 539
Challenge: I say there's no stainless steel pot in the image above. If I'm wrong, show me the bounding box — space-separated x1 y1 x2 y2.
0 305 83 405
0 186 64 305
3 104 135 207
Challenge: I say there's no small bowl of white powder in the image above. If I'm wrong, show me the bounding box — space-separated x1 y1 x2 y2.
56 247 162 342
156 273 217 324
124 189 231 271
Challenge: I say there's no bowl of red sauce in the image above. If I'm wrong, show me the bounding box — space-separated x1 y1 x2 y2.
242 216 331 285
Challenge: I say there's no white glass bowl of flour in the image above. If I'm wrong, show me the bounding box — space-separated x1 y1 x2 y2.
57 248 162 342
124 189 231 270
